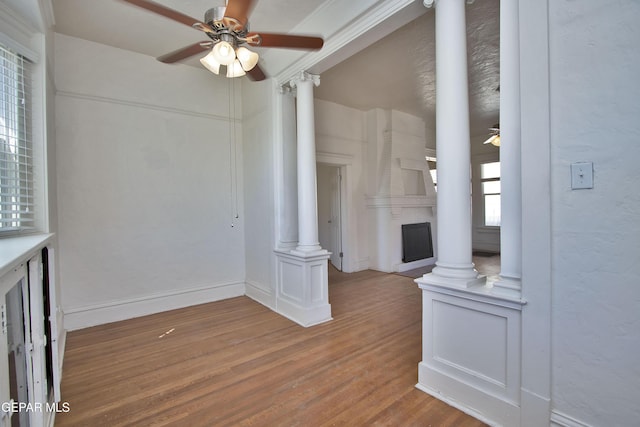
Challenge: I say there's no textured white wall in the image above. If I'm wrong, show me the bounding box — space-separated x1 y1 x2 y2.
315 99 368 272
242 79 276 305
55 34 246 327
548 1 640 425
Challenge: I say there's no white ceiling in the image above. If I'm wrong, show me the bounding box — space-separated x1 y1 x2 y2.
52 0 500 136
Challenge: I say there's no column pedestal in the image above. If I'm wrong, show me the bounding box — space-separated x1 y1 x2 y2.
416 281 525 427
275 250 331 327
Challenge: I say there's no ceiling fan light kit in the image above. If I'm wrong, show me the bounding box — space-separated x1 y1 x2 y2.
199 50 221 74
236 47 259 71
122 0 324 81
212 40 237 66
227 59 246 77
483 123 500 146
483 134 500 147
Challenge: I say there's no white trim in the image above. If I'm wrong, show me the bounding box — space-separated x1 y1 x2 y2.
415 382 499 427
396 256 435 272
316 131 365 145
0 3 38 61
417 358 521 427
315 154 354 272
518 0 553 424
56 90 234 122
366 195 436 209
316 151 353 165
38 0 55 29
245 280 274 310
0 234 54 279
355 257 370 271
521 388 550 427
274 0 423 84
550 411 593 427
63 281 246 330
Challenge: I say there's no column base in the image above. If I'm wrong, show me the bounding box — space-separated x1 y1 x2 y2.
274 250 332 327
424 262 486 289
290 247 330 258
492 275 522 299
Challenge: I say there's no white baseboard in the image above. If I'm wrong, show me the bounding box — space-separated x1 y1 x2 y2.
520 388 551 427
396 256 435 272
415 381 498 427
245 280 275 309
63 281 245 330
550 410 593 427
57 327 66 373
417 362 520 427
275 297 332 327
355 257 370 272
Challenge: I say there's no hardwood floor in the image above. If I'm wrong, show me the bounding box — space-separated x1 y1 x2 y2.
56 269 486 427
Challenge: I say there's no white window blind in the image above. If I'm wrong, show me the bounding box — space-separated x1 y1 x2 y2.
0 44 33 233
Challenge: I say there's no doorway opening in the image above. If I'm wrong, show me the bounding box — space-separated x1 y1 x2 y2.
317 164 345 272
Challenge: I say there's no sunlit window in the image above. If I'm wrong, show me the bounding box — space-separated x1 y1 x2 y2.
426 156 437 192
481 162 500 226
0 44 34 233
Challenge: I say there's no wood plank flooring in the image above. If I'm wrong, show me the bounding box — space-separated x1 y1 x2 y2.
55 268 486 426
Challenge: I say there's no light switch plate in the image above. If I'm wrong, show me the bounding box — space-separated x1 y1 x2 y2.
571 162 593 189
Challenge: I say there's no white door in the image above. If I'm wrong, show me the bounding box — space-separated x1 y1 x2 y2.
328 168 343 271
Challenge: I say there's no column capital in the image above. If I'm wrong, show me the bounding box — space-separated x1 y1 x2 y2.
290 71 320 88
279 84 293 95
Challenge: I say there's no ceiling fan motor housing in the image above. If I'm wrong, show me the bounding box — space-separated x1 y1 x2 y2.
205 6 248 35
205 6 226 28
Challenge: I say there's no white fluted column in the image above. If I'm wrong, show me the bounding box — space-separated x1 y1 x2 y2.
426 0 482 287
274 72 331 327
277 86 299 249
494 0 522 295
290 72 323 254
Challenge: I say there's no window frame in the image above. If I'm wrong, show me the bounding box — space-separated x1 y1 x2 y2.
0 29 47 237
480 161 501 227
0 43 34 234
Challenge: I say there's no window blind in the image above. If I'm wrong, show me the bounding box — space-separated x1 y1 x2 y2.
0 44 33 233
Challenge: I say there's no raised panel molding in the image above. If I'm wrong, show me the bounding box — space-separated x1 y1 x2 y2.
274 250 332 327
550 411 594 427
432 300 508 388
417 285 524 426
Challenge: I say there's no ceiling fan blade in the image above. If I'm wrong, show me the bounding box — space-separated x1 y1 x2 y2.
246 63 267 82
157 42 212 64
122 0 213 34
223 0 255 31
246 33 324 50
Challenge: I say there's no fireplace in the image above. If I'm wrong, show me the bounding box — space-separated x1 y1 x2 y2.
402 222 433 263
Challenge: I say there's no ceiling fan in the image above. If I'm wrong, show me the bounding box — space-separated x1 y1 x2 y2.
122 0 324 81
483 124 500 147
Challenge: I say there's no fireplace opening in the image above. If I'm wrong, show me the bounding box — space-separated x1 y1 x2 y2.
402 222 433 263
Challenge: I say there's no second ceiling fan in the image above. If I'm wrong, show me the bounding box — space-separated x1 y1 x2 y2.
122 0 324 81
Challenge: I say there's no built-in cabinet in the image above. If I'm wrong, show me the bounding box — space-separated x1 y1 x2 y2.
1 235 62 427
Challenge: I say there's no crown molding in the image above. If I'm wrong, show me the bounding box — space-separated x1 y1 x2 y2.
38 0 55 29
271 0 424 85
0 2 39 61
